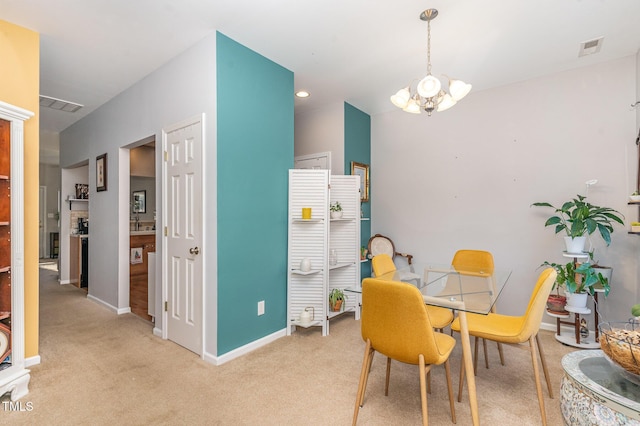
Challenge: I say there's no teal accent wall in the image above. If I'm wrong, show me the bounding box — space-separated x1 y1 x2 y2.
217 32 294 354
344 103 372 278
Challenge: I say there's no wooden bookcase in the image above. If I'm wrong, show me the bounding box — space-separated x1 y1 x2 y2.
0 100 32 401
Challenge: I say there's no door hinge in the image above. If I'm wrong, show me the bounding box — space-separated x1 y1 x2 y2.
164 151 168 161
164 226 168 236
164 301 168 312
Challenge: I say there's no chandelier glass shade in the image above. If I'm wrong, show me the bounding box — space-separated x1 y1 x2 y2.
390 8 471 116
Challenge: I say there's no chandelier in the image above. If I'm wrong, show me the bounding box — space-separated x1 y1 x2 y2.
390 8 471 116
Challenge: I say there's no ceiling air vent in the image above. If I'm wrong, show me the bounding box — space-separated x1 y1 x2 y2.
578 37 604 57
39 95 83 113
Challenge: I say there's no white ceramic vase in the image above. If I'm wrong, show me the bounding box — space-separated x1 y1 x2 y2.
300 258 311 272
330 210 343 219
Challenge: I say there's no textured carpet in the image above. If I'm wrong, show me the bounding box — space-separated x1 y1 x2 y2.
1 264 576 425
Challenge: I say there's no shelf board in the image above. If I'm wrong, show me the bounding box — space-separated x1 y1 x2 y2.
329 262 354 270
66 198 89 210
291 269 321 276
290 319 321 328
292 218 323 223
0 175 8 181
360 217 370 221
330 217 355 222
562 251 589 259
0 266 10 273
0 222 8 226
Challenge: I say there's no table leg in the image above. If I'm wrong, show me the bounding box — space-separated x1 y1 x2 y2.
574 313 581 344
457 311 479 426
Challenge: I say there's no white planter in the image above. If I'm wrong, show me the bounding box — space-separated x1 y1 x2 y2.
566 292 588 309
564 236 586 254
330 211 343 219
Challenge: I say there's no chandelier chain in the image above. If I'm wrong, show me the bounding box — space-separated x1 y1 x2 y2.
427 18 432 76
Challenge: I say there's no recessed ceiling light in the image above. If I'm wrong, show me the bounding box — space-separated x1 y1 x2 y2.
295 91 310 98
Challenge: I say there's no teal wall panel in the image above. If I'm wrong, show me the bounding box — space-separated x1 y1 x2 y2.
344 103 371 278
217 32 294 354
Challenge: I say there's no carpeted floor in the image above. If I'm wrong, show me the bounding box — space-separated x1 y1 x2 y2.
1 263 577 424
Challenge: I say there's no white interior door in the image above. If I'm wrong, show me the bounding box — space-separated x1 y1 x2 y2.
164 116 203 355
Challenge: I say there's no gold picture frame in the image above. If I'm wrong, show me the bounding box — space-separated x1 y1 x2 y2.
351 161 369 202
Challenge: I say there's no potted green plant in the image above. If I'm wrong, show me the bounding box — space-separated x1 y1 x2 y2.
329 288 346 312
532 194 624 253
541 261 610 309
330 201 343 219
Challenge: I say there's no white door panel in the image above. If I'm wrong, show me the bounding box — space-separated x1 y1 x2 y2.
164 117 203 355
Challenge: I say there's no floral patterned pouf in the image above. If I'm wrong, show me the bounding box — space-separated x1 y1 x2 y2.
561 350 640 425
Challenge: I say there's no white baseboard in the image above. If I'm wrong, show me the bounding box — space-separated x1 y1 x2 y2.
86 294 131 315
25 355 41 367
205 328 287 366
152 327 162 337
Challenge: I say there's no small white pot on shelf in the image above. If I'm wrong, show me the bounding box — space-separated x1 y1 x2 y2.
330 210 343 219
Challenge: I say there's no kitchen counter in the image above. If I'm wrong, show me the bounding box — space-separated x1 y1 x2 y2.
130 230 155 236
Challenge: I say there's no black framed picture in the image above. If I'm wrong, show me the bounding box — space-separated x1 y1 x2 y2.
96 153 107 192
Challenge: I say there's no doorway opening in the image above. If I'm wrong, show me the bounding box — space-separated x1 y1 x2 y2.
128 137 156 322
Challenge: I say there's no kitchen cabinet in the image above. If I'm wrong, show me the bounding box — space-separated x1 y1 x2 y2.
286 169 361 336
0 100 32 401
130 233 155 320
69 235 88 288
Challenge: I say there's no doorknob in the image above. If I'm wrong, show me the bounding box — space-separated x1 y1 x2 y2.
189 247 200 255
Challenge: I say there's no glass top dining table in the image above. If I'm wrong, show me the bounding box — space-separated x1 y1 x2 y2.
346 262 513 426
381 263 509 314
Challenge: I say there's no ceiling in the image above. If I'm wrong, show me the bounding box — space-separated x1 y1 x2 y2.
3 0 640 160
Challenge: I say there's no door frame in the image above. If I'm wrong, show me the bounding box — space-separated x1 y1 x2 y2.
161 114 205 357
39 185 47 258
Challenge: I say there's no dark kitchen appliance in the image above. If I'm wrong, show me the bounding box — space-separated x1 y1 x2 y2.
78 218 88 235
81 237 88 288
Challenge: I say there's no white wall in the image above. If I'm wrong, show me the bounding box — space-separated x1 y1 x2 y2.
59 32 218 351
295 102 344 174
372 56 639 328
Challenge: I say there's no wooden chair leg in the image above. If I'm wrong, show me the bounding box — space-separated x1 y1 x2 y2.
444 359 456 424
473 337 479 374
482 338 489 369
457 353 465 402
353 340 374 425
418 354 429 426
385 357 391 396
529 336 547 426
535 333 553 398
497 342 505 366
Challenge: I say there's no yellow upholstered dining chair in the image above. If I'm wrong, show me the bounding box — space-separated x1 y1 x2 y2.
372 254 453 330
353 278 456 426
451 249 503 370
371 253 396 277
450 267 557 426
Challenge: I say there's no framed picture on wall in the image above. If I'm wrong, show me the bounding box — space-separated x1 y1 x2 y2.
132 190 146 214
351 161 370 202
96 153 107 192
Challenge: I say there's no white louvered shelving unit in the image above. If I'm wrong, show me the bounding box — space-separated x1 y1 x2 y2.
287 169 360 336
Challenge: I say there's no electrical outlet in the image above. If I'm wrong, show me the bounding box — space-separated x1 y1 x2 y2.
257 300 265 316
